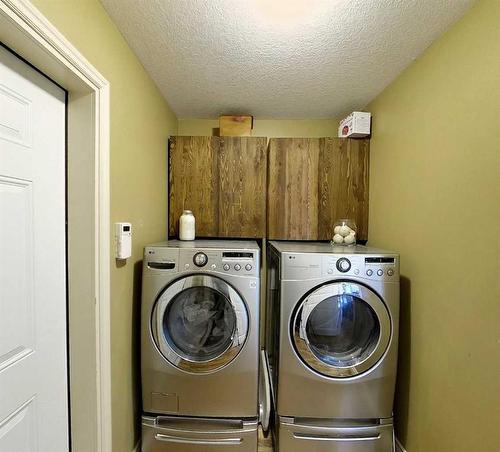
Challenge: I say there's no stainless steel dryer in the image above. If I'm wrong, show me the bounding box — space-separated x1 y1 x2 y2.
265 241 399 452
141 240 260 452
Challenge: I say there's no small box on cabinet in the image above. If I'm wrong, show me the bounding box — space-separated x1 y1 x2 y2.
219 115 253 136
338 111 371 138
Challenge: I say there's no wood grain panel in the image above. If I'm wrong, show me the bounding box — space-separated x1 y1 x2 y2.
218 137 267 237
268 138 320 240
268 137 369 241
169 136 219 237
267 139 287 239
318 138 369 240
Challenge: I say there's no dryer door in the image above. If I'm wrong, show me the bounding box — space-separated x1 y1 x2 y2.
152 275 248 373
292 282 391 378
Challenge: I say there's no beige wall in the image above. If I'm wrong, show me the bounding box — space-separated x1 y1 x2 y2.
30 1 178 451
178 118 339 137
367 0 500 450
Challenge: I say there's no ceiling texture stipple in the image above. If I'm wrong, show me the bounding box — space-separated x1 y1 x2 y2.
100 0 475 119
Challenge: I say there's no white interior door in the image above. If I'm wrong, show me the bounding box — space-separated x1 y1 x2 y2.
0 46 68 451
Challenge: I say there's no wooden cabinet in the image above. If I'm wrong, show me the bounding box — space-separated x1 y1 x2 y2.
170 135 369 241
267 137 370 241
169 136 267 238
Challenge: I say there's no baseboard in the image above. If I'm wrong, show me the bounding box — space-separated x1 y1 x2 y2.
395 437 406 452
132 439 141 452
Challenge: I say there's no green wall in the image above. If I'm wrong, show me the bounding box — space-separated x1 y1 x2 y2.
178 118 339 137
367 0 500 450
30 1 178 451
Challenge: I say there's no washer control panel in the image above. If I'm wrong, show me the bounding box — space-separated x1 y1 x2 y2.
144 245 259 277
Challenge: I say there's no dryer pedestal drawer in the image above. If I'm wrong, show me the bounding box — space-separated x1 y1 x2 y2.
142 415 258 452
278 417 394 452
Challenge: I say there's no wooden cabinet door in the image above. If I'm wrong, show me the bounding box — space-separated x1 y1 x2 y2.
267 137 369 241
267 138 321 240
318 137 369 241
169 136 219 237
218 136 267 237
169 136 267 238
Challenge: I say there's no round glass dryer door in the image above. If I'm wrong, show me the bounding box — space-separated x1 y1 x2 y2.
152 275 249 373
292 282 391 378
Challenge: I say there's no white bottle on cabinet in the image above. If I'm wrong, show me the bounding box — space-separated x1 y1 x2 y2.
179 210 195 240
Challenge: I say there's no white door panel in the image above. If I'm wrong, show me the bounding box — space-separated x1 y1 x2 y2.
0 176 34 378
0 399 37 452
0 83 32 147
0 46 68 451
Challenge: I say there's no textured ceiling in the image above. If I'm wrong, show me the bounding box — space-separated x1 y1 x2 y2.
100 0 474 118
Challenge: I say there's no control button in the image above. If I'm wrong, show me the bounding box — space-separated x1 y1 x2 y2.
193 252 208 267
336 258 351 273
366 269 373 276
211 264 217 270
245 264 253 271
184 263 190 269
377 269 384 276
353 268 360 275
234 264 241 271
327 268 334 274
387 269 394 276
223 264 230 271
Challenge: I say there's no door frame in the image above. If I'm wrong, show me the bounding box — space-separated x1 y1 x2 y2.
0 1 111 451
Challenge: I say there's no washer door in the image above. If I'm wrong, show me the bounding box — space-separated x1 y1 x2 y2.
152 275 249 373
292 282 391 378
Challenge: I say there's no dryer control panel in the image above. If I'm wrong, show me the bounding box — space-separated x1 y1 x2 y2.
282 252 399 281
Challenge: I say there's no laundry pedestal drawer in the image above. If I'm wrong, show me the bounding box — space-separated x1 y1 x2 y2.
142 415 258 452
278 417 394 452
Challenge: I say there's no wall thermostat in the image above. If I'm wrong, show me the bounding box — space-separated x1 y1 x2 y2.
115 222 132 260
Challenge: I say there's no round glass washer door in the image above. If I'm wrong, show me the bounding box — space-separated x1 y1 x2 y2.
292 281 391 378
152 275 249 373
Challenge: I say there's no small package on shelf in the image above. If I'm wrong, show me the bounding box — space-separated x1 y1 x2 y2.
338 111 371 138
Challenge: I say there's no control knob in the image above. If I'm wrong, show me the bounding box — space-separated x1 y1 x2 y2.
193 252 208 267
336 258 351 273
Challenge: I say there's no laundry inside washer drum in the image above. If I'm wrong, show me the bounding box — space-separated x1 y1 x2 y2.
163 287 237 361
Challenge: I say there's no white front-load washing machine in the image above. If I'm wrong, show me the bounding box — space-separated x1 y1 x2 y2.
265 241 399 452
141 240 260 452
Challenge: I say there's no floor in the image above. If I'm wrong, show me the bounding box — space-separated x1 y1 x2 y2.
258 427 274 452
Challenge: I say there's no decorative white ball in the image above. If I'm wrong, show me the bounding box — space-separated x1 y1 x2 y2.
344 232 356 245
332 234 344 244
339 225 352 237
333 225 342 235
